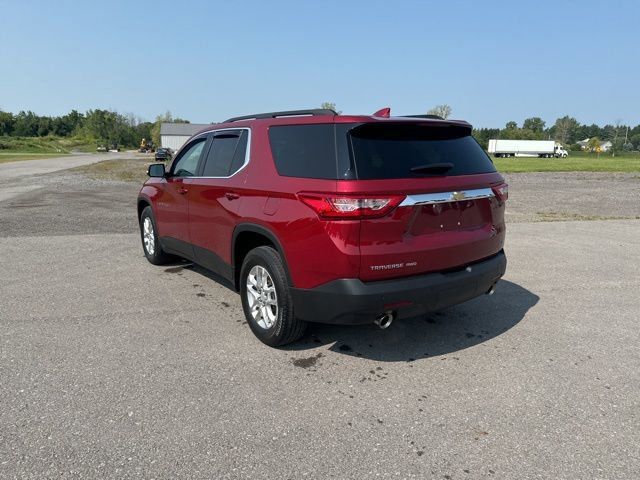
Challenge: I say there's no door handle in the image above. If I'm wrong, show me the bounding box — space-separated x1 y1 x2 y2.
178 187 189 195
225 192 240 200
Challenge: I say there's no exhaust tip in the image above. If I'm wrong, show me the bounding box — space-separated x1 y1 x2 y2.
486 284 496 295
374 311 395 329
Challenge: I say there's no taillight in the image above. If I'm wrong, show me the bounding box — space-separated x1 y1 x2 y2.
298 193 405 219
492 183 508 203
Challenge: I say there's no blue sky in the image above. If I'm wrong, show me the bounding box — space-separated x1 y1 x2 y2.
1 0 638 128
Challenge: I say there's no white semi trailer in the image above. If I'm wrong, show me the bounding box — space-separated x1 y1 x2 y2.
487 139 568 158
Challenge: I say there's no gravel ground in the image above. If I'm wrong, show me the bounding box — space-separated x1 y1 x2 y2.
0 171 141 237
1 169 638 238
504 172 640 223
0 164 639 478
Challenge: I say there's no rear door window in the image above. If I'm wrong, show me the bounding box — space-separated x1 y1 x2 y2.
201 130 248 177
227 130 249 175
349 123 496 179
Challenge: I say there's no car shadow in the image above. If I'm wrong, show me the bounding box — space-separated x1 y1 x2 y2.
164 260 237 292
284 280 538 362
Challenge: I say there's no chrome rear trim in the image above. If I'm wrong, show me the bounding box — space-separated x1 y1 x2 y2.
399 188 494 207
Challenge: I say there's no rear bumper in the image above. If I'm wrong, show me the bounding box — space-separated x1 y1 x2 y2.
290 250 506 325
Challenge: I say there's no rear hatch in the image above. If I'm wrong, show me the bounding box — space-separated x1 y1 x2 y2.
340 121 507 281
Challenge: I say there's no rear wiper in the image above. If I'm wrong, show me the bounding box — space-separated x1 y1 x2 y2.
409 162 454 174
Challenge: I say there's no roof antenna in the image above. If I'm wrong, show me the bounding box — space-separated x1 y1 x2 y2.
372 107 391 118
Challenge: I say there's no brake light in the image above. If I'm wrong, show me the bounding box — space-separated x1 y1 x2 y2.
299 193 405 219
492 183 508 203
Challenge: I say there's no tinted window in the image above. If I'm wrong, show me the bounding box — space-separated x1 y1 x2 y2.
269 125 337 179
202 134 239 177
349 123 496 179
172 139 206 177
228 130 249 175
200 130 249 177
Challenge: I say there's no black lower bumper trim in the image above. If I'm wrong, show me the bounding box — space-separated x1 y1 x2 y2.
290 251 507 325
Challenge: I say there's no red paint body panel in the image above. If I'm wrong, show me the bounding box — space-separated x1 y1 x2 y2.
138 112 506 294
333 174 506 281
187 171 248 265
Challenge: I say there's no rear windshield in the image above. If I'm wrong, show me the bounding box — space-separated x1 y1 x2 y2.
349 123 496 179
268 122 495 180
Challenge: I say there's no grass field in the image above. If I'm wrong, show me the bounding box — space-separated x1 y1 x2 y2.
0 135 96 155
0 152 71 164
493 153 640 173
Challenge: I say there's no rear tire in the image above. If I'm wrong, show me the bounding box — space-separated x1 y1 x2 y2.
139 206 174 265
240 246 306 346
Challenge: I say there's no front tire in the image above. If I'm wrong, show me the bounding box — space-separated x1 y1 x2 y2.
139 206 173 265
240 246 306 346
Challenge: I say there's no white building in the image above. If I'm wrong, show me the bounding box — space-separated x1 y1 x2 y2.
577 138 613 152
160 123 210 151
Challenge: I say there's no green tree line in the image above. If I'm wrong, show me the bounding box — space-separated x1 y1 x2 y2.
3 106 640 155
473 116 640 155
420 104 640 155
0 109 189 149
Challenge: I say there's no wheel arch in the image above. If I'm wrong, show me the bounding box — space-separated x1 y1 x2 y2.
137 196 152 219
232 223 293 291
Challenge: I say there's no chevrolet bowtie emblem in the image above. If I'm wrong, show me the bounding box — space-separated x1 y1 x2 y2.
451 191 466 201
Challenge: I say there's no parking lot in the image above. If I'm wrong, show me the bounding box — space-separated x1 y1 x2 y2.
1 159 639 478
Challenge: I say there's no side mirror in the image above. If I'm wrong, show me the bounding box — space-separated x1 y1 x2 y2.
148 163 166 178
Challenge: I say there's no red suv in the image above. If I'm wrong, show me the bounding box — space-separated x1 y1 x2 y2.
138 108 507 346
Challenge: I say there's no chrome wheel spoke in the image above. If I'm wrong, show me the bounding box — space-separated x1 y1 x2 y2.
142 218 155 254
246 265 278 329
247 286 260 300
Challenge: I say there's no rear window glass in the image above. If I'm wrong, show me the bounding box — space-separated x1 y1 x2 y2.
228 130 249 175
349 123 496 179
268 125 337 179
201 130 248 177
202 135 239 177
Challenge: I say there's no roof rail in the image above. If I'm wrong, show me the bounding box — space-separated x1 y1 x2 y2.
401 114 445 120
224 109 337 123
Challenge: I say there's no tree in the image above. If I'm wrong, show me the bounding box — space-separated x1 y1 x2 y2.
320 102 340 114
523 117 545 133
135 122 154 145
607 120 626 156
12 111 40 136
427 104 452 119
81 109 136 147
505 121 518 130
553 116 579 145
150 111 190 147
472 127 500 149
587 136 601 154
52 110 84 136
0 110 15 136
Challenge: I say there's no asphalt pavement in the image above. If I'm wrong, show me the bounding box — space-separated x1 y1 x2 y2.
0 160 638 479
0 153 128 202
